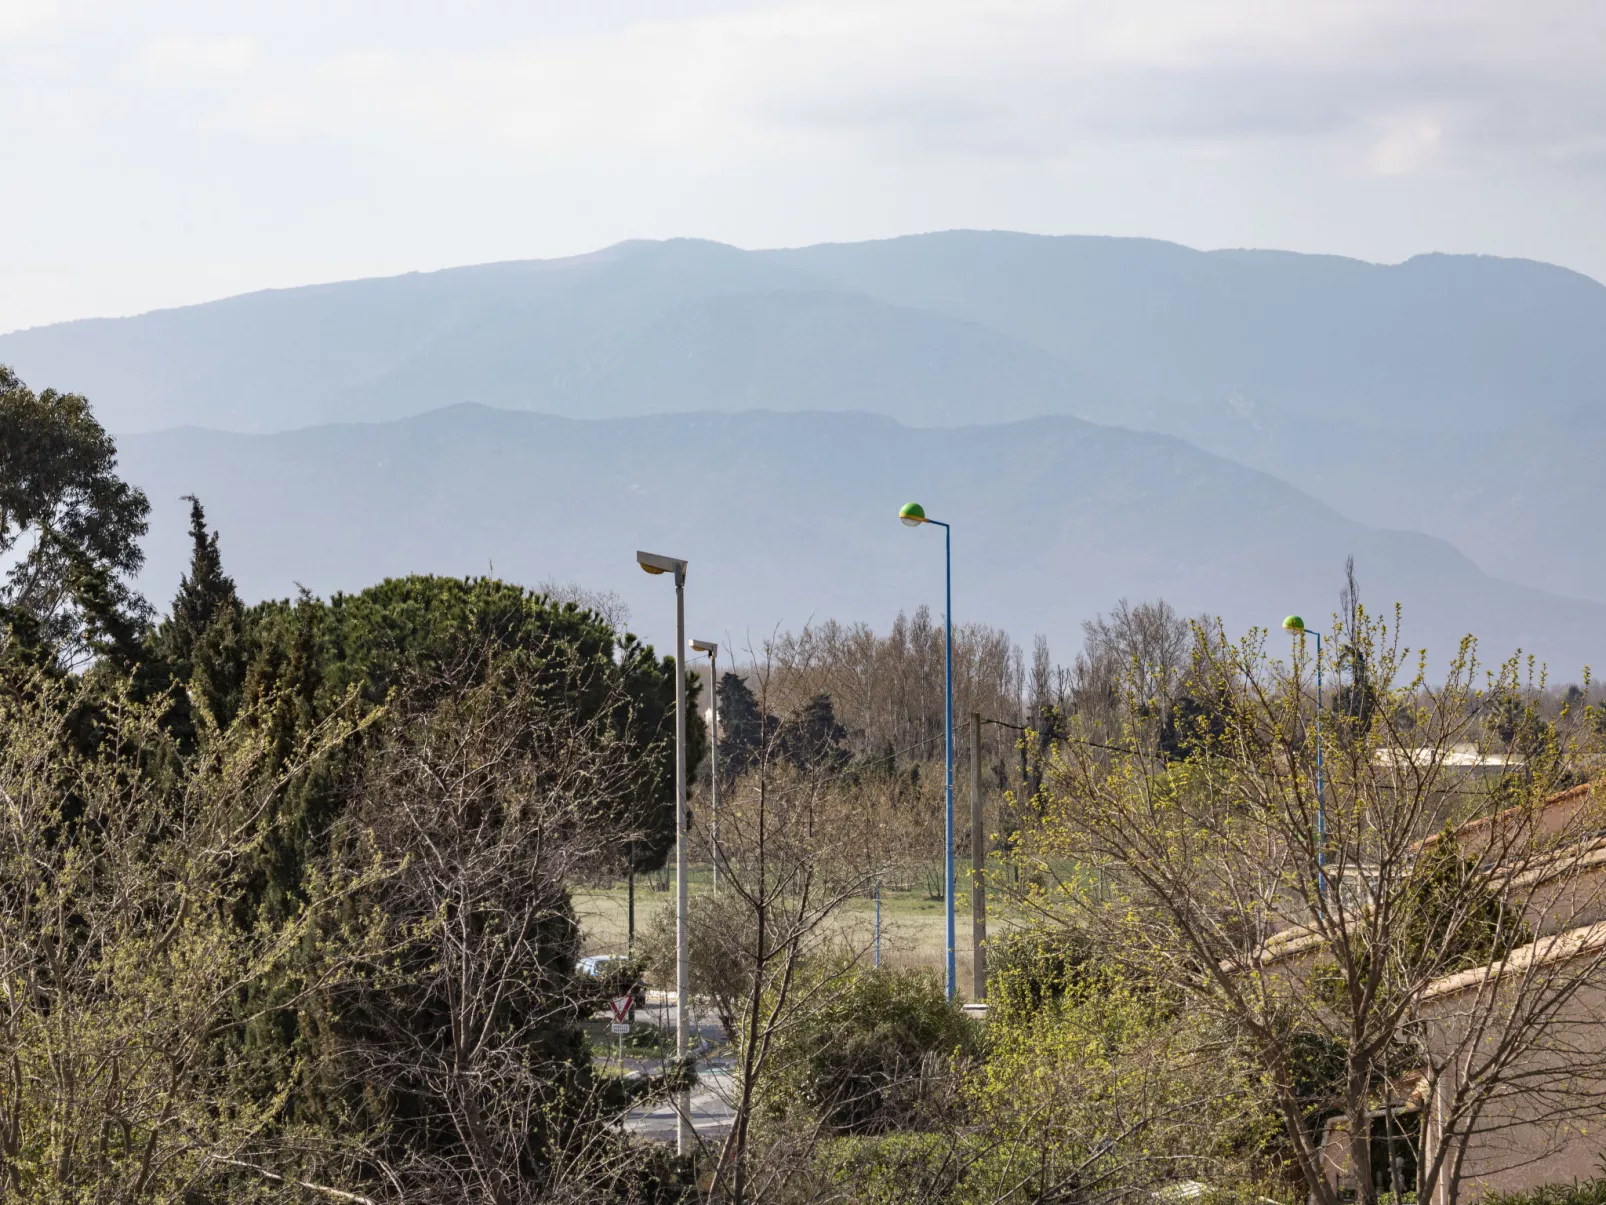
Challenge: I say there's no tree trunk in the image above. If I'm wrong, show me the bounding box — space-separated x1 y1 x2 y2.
1347 1083 1375 1205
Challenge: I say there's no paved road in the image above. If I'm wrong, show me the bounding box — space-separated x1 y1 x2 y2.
613 995 737 1142
622 1063 736 1142
606 994 986 1144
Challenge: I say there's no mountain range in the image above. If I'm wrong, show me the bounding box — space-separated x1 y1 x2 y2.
4 232 1603 667
112 405 1604 674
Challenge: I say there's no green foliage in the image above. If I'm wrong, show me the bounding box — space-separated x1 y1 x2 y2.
809 1130 1280 1205
1406 834 1532 973
1313 835 1532 1017
1281 1026 1348 1131
1159 681 1233 762
973 961 1273 1199
778 691 850 771
204 578 702 1182
0 668 383 1202
246 574 701 870
145 495 247 745
1487 690 1538 748
984 927 1095 1021
717 669 774 782
163 495 240 660
811 1133 971 1204
0 364 150 667
765 968 980 1135
1484 1180 1606 1205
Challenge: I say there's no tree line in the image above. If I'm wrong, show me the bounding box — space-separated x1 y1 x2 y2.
7 362 1606 1205
3 366 706 1200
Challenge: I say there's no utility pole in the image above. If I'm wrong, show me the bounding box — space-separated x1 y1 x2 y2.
971 712 986 1000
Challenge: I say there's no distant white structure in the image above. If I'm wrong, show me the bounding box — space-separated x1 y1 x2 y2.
1373 743 1523 771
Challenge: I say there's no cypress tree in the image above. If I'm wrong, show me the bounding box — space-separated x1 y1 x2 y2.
717 670 774 781
150 496 248 741
165 496 240 663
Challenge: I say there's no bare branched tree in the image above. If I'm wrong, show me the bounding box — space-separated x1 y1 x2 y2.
684 642 889 1204
328 651 676 1204
1069 598 1198 732
1010 606 1606 1205
766 609 1024 774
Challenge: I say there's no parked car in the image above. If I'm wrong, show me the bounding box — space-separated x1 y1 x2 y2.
576 954 631 979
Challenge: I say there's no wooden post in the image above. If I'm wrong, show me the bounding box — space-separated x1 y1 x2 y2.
971 712 986 1000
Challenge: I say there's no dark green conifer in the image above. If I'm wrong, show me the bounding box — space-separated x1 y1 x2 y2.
150 496 248 740
167 496 240 658
717 670 774 781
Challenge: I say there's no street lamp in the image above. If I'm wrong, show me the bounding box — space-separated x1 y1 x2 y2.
1283 615 1326 904
898 502 957 1000
690 639 719 895
638 550 692 1154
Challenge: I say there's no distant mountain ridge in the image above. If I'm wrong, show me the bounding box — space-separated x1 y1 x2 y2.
5 230 1604 612
9 233 1603 436
116 405 1606 675
768 233 1606 432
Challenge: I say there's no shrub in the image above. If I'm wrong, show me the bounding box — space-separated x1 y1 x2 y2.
985 927 1094 1020
640 891 755 1039
811 1133 969 1204
1485 1180 1606 1205
972 962 1272 1198
768 968 981 1135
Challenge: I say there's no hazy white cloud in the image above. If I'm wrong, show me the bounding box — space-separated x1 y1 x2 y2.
1366 118 1445 177
217 0 1606 175
142 34 257 75
0 0 55 36
1 0 1604 331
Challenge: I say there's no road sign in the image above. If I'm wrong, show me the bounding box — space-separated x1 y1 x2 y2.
609 993 634 1036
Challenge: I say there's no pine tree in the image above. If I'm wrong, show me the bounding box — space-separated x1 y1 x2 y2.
779 691 850 771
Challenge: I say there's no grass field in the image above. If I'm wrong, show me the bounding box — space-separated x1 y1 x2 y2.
572 864 1016 1002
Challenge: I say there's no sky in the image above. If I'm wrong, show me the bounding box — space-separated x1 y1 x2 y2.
3 0 1605 334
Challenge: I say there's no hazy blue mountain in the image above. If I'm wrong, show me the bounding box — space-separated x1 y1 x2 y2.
15 233 1603 438
117 406 1606 675
0 239 1100 433
1146 401 1606 606
7 231 1604 603
766 232 1606 602
769 231 1606 433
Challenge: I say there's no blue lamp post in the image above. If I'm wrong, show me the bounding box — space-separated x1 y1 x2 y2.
1283 615 1326 903
900 502 957 999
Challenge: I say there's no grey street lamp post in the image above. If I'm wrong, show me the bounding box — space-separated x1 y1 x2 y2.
638 550 692 1154
898 503 957 1000
1283 615 1326 904
690 639 719 895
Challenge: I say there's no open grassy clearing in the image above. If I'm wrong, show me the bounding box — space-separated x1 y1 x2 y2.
572 860 1030 1002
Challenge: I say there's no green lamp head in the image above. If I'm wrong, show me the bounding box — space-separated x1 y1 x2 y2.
1282 615 1306 633
899 502 928 527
